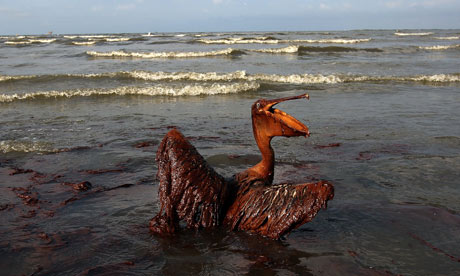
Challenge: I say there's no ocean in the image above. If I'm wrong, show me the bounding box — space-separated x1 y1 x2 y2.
1 29 459 275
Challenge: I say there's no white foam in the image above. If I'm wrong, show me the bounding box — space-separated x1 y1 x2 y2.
402 74 460 82
86 48 235 58
435 36 459 40
4 41 32 45
285 38 371 44
198 38 280 44
2 71 458 91
338 74 460 83
0 75 35 82
72 41 96 46
419 44 460 50
0 140 56 153
1 71 247 83
395 32 433 36
248 73 460 84
252 45 299 53
198 38 371 44
105 37 131 42
0 82 260 102
29 39 56 43
247 73 343 84
126 70 247 81
5 38 56 45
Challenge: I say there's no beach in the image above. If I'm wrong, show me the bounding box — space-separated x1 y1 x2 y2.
1 30 459 275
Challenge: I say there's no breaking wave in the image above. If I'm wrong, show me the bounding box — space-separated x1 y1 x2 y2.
287 38 371 44
340 74 460 83
64 35 118 39
4 39 56 45
395 32 433 36
72 41 97 46
105 37 131 42
4 41 32 45
123 70 247 81
419 44 460 50
0 75 36 82
1 71 459 89
247 73 342 84
85 45 380 58
86 48 239 58
0 71 248 83
197 38 280 44
0 82 260 102
29 39 56 43
64 35 132 43
197 38 371 44
122 71 460 84
435 36 459 40
251 45 299 53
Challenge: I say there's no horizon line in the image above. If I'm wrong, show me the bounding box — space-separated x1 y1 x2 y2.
2 27 459 36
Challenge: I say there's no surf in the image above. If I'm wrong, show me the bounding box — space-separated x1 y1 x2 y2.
86 48 238 58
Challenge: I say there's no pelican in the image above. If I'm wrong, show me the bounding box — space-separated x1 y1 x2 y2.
150 94 334 239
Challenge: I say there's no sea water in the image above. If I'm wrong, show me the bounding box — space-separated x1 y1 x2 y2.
1 30 459 275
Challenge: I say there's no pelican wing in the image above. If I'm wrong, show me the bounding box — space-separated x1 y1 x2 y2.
150 129 230 235
224 180 334 239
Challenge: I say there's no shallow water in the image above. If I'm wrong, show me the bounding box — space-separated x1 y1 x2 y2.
1 30 460 275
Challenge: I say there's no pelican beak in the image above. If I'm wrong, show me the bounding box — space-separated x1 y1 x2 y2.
253 93 310 138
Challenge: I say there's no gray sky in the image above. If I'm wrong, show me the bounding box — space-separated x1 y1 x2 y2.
1 0 459 34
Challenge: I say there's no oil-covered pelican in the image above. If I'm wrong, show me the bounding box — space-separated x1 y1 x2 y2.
150 94 334 239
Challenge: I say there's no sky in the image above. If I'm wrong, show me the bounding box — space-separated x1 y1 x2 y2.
0 0 459 34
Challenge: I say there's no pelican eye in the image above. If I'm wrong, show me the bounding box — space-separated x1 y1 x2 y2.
256 102 261 109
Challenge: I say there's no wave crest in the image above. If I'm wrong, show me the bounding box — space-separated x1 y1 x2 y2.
0 75 36 82
86 48 236 58
251 46 299 53
197 38 279 44
248 73 342 84
248 73 460 84
0 82 260 102
197 38 371 44
4 39 56 45
29 39 56 43
289 38 371 44
4 41 32 45
1 71 459 90
419 44 460 50
105 37 131 42
341 74 460 83
395 32 433 36
435 36 460 40
73 41 96 46
125 70 247 81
